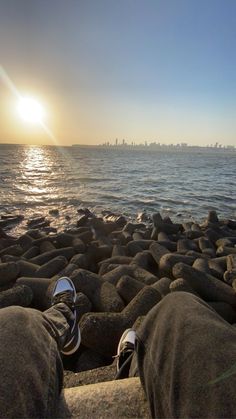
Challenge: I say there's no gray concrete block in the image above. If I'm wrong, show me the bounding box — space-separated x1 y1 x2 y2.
0 262 20 286
35 256 68 278
71 269 124 312
173 263 236 307
30 247 75 265
116 275 145 304
151 277 172 297
0 285 33 308
60 378 150 418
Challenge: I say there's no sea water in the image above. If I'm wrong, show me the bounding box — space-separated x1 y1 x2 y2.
0 144 235 235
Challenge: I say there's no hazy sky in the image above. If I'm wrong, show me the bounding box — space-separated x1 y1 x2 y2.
1 0 236 146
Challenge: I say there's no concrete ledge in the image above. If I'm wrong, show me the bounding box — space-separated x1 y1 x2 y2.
60 377 150 418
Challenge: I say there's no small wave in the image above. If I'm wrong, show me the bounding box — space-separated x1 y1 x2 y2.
158 197 190 206
207 195 236 203
127 199 158 206
98 194 124 202
76 177 110 183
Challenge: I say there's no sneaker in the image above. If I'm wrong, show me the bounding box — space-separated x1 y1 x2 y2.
51 277 81 355
115 329 136 378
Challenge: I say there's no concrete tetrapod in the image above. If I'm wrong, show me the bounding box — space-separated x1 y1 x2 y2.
16 277 52 310
16 260 40 277
131 250 158 274
169 278 200 296
0 244 23 257
177 239 199 254
76 292 92 321
151 277 172 297
224 255 236 285
0 262 20 287
159 254 196 277
149 242 169 264
0 285 33 308
71 269 124 312
192 258 212 275
103 264 158 286
35 256 68 278
172 263 236 307
22 246 40 259
30 247 75 265
39 240 56 254
80 286 161 357
116 275 145 304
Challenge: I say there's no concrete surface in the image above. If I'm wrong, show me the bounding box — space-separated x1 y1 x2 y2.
60 377 150 418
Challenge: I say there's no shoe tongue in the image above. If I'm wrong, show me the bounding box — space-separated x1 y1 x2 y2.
123 331 136 345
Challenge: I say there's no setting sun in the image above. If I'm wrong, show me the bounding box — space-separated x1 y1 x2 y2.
17 97 45 124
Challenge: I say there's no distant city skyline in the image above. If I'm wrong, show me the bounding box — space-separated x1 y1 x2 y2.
1 0 236 147
99 139 235 148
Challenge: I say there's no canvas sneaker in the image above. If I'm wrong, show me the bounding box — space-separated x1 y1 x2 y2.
115 328 136 378
51 277 81 355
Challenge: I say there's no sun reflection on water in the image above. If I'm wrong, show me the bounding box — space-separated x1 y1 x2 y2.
20 146 52 195
22 145 50 171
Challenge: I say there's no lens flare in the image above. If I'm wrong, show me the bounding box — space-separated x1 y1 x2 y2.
1 66 57 143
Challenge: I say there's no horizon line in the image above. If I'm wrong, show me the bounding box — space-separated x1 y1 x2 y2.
0 142 235 150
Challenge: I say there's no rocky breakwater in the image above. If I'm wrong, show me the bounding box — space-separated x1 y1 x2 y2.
1 209 236 416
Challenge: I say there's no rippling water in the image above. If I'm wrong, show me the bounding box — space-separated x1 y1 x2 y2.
0 144 235 235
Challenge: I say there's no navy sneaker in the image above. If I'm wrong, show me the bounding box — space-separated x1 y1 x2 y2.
52 277 81 355
115 329 136 379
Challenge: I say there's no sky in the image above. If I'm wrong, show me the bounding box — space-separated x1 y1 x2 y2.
0 0 236 146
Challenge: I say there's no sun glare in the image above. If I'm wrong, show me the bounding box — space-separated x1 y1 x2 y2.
17 97 45 124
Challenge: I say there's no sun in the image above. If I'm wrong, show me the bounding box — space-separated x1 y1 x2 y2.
17 96 45 124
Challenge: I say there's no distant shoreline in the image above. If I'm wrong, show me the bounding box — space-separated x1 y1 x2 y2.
73 144 236 153
0 143 235 153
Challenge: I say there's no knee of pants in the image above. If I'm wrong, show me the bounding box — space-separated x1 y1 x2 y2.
136 292 198 337
0 304 31 319
0 305 57 366
1 304 35 317
0 305 41 334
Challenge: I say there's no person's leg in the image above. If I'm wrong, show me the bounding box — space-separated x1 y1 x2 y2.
0 277 79 419
0 305 67 418
134 291 236 418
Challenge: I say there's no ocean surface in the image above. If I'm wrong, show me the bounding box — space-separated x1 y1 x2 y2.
0 144 235 236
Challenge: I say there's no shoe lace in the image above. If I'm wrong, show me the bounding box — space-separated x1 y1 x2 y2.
113 342 134 359
53 291 75 308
